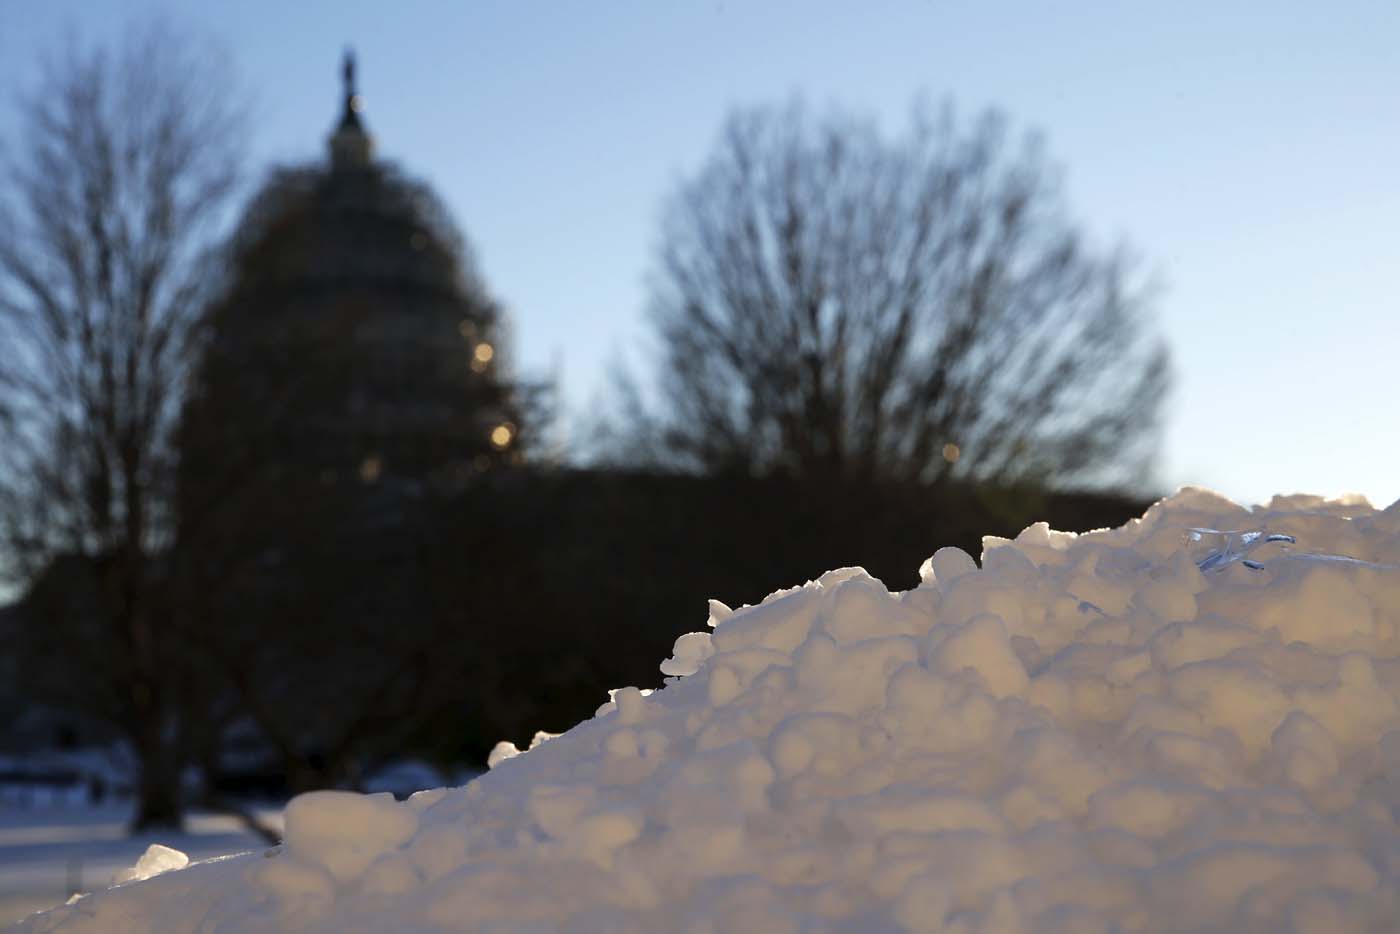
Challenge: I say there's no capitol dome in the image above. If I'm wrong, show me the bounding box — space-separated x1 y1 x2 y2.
181 52 524 500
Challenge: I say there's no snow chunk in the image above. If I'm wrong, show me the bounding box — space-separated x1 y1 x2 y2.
930 613 1029 697
485 739 520 769
924 545 979 584
280 790 418 884
660 630 714 677
113 843 189 884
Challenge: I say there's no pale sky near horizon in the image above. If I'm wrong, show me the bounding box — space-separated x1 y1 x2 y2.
2 0 1397 508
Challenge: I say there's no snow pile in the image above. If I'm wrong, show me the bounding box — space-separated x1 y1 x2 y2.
20 488 1400 933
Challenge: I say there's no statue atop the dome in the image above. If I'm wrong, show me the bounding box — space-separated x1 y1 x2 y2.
329 48 372 167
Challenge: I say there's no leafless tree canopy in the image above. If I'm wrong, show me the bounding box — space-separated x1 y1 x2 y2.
0 24 242 576
645 101 1170 488
0 22 244 828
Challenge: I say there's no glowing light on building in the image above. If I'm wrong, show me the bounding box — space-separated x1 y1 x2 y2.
471 341 495 373
490 424 514 448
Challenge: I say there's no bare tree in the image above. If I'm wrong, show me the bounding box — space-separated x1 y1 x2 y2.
0 23 244 830
637 100 1169 488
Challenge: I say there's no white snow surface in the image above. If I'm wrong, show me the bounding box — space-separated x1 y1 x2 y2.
19 488 1400 933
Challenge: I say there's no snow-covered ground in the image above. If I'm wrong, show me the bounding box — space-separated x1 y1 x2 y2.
0 804 279 927
0 759 461 927
14 488 1400 932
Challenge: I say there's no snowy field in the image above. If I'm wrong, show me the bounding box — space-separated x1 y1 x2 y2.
0 803 279 927
13 488 1400 932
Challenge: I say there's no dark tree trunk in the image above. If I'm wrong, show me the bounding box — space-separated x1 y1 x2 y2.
129 720 184 833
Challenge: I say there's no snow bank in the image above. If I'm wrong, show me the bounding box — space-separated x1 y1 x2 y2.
21 488 1400 933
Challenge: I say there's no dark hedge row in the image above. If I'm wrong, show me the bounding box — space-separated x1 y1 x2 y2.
421 469 1153 762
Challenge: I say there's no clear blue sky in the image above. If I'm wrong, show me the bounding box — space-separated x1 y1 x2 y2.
3 0 1397 507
